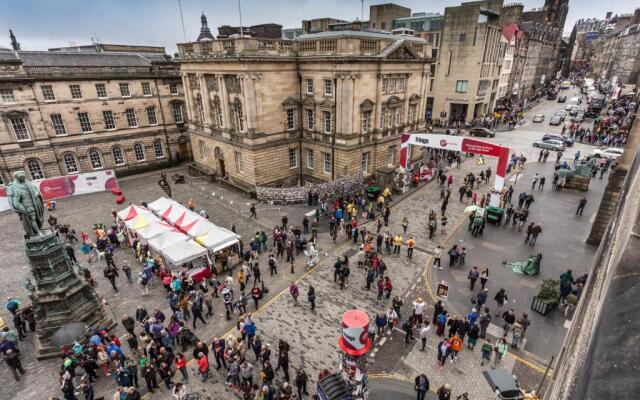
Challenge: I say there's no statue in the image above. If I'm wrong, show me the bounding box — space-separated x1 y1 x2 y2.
7 171 45 238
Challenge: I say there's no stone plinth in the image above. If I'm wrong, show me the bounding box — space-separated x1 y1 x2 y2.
25 232 115 359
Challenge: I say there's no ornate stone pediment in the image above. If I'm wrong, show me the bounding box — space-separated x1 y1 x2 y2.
318 99 334 109
360 99 375 110
302 96 316 106
409 93 420 103
282 96 301 107
380 40 421 60
386 95 402 106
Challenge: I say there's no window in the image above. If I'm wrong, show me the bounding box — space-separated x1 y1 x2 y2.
153 140 164 158
63 153 79 174
172 103 184 124
41 85 55 101
198 140 205 159
455 80 468 93
409 104 417 123
233 98 244 132
323 152 332 174
69 85 82 99
10 117 30 141
380 108 386 129
472 27 478 46
103 111 116 130
119 83 131 97
429 78 435 92
288 148 298 169
306 109 314 130
169 83 179 95
133 143 145 162
459 33 467 42
306 149 314 169
112 146 125 166
212 98 223 127
141 82 152 96
50 114 67 135
386 145 396 165
394 107 401 127
361 152 369 173
26 159 44 180
286 109 297 130
322 111 331 134
147 107 158 125
1 89 16 103
196 95 205 125
306 79 314 95
361 110 371 133
95 83 108 99
382 78 388 94
88 149 103 169
323 79 332 96
390 78 397 93
234 151 244 173
78 112 93 132
398 77 405 93
125 108 138 128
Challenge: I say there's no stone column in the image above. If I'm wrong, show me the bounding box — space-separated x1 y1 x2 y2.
337 75 355 135
181 74 194 122
199 74 213 127
219 74 231 131
245 74 261 133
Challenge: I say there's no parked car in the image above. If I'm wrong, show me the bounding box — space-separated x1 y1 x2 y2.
549 116 562 125
532 114 545 123
542 134 574 146
573 112 585 123
554 110 567 121
558 95 567 103
547 91 557 100
468 127 496 137
533 139 566 151
570 106 585 116
591 147 624 160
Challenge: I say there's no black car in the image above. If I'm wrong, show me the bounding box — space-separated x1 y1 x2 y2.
547 91 557 100
558 96 567 103
468 127 496 138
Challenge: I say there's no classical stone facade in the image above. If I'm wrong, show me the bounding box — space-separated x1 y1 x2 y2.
432 0 504 123
0 49 190 185
176 31 433 193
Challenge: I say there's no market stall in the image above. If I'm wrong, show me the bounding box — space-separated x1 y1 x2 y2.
136 221 178 242
117 204 152 221
147 230 188 253
161 239 212 282
124 213 160 231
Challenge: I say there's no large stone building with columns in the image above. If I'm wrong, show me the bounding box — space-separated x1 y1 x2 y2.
0 46 188 185
176 30 433 193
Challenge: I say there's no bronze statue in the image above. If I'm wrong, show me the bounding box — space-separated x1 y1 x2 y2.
7 170 45 238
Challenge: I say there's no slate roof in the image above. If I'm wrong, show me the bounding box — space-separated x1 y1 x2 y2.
2 51 170 67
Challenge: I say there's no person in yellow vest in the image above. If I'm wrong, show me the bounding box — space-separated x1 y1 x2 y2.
406 236 416 259
393 234 403 255
383 187 392 201
377 194 385 211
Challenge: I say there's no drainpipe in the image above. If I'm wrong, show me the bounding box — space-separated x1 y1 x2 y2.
154 77 174 166
295 51 303 184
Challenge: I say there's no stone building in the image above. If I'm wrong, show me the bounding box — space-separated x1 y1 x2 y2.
432 0 504 123
176 30 433 194
369 3 411 32
591 9 640 86
496 28 516 102
0 46 189 184
218 24 283 39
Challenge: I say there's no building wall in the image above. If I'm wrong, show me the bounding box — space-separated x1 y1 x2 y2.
433 0 504 122
369 4 412 31
0 59 188 184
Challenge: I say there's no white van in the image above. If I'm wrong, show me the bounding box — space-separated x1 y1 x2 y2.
566 96 579 111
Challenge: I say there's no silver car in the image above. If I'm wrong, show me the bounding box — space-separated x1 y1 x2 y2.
533 139 566 151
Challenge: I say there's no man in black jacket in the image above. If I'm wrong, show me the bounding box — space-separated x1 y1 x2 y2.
414 373 430 400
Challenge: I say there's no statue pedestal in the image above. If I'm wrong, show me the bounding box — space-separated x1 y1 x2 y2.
25 232 115 359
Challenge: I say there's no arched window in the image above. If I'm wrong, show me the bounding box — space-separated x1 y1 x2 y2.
63 153 79 174
88 149 103 170
153 140 165 159
112 146 126 166
213 96 224 127
26 159 45 180
133 143 145 162
233 98 244 132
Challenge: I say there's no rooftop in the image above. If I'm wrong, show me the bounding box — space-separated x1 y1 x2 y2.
3 51 171 67
296 30 426 43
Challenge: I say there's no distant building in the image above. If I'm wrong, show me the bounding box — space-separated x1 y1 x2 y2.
218 23 282 39
0 42 189 184
175 30 433 193
197 13 215 41
369 3 411 32
302 18 347 34
48 43 167 54
392 12 444 33
328 20 369 32
282 28 303 40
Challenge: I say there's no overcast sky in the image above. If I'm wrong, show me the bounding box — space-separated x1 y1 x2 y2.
1 0 638 53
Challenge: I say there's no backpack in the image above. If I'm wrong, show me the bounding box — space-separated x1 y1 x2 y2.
268 258 275 268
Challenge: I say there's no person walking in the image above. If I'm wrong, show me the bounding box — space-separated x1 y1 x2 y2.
494 289 508 317
493 337 508 368
468 266 479 291
576 197 587 216
437 384 452 400
289 282 300 307
419 322 431 351
529 223 542 246
249 204 257 219
393 234 403 255
407 236 416 259
478 307 492 338
538 176 546 190
307 285 316 311
480 340 493 366
433 246 442 269
531 173 539 191
414 373 430 400
480 268 489 289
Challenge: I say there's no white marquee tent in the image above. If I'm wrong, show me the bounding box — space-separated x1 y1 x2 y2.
162 239 208 266
148 230 189 253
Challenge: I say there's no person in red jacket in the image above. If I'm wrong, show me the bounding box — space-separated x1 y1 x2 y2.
197 352 209 382
175 353 188 382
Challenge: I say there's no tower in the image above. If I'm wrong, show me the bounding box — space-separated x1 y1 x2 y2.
25 232 114 359
197 13 215 41
9 29 20 50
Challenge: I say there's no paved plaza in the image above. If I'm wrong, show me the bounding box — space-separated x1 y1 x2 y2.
0 95 608 400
